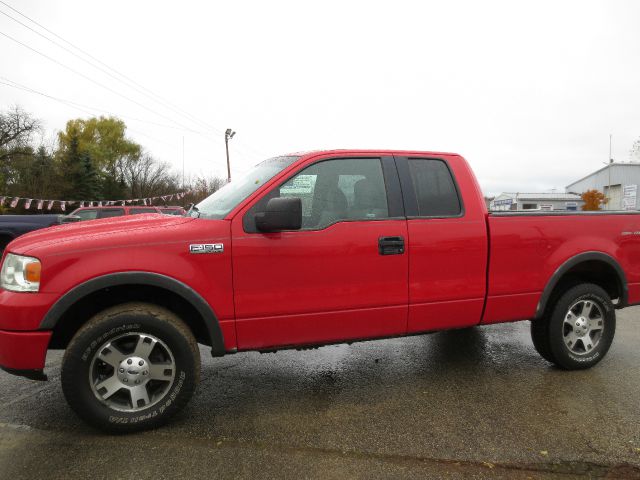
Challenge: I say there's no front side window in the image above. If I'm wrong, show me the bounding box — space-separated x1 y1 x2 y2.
195 156 299 219
408 159 461 217
246 158 389 231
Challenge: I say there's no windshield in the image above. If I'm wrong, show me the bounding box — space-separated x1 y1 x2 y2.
194 156 299 219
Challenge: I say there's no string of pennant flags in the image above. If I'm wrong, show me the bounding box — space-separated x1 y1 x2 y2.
0 190 194 212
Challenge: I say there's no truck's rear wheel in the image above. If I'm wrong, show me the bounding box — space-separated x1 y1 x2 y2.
530 317 556 363
61 303 200 433
531 283 615 370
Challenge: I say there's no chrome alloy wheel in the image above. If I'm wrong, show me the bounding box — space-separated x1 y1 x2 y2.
563 300 604 355
89 332 176 412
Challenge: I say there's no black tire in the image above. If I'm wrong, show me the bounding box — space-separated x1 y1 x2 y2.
61 302 200 433
531 283 616 370
530 317 557 364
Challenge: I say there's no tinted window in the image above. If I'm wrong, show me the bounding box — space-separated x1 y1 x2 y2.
75 209 98 220
98 209 125 219
408 159 461 216
247 158 389 231
130 208 157 215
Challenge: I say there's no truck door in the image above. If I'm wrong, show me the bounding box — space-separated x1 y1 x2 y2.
231 155 408 350
394 155 488 332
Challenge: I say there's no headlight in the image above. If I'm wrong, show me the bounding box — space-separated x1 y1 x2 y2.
0 253 41 292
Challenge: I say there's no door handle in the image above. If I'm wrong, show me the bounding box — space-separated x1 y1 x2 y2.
378 236 405 255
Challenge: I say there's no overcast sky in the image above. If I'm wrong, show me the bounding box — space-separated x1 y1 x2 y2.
1 0 639 196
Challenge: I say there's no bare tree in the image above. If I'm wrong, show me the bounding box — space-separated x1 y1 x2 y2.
193 176 225 196
0 106 41 160
177 175 226 206
121 152 181 199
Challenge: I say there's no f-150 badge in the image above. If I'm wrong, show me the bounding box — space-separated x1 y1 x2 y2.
189 244 224 254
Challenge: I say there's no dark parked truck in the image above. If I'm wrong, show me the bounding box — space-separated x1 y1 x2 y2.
0 214 61 252
0 150 638 432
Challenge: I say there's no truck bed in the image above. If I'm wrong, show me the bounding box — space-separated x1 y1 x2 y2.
484 210 640 324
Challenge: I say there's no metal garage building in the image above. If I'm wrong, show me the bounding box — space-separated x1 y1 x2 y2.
565 162 640 210
490 192 583 211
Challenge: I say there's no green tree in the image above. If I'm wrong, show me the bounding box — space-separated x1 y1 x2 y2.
58 132 98 200
75 152 100 200
57 116 141 198
31 146 56 198
2 108 203 210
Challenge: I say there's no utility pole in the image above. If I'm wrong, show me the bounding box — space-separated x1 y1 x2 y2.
225 128 236 182
609 133 613 163
182 136 185 191
606 134 613 210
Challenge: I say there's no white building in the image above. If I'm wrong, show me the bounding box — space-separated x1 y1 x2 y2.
566 163 640 211
490 192 583 211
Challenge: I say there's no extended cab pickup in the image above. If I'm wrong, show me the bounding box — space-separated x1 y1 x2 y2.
0 150 638 432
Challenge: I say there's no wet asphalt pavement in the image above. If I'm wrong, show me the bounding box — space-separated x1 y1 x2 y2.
1 309 640 479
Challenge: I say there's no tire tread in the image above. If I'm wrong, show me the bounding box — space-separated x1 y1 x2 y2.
530 283 615 370
62 302 200 433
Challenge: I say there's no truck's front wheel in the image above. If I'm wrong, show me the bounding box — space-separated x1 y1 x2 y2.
531 283 616 370
61 303 200 433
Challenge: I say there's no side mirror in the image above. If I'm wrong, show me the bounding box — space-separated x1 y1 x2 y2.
255 197 302 232
60 215 82 224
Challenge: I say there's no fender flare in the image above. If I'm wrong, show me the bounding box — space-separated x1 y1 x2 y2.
535 251 628 319
39 271 226 356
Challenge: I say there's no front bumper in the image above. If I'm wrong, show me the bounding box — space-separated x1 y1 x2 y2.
0 289 59 331
0 329 51 380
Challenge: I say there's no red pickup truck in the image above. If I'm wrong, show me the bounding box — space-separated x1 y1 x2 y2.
0 150 638 432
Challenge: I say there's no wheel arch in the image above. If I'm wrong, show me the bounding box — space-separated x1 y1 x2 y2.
534 251 627 319
41 272 226 356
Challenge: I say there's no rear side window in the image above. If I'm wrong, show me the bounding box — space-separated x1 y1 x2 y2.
98 209 125 219
130 208 157 215
408 159 461 217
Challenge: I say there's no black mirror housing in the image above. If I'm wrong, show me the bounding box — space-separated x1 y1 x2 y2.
255 197 302 232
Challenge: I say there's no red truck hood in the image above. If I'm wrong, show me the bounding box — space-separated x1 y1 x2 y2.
8 214 195 256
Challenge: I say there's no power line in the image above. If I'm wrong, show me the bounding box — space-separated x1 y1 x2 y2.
0 76 260 163
0 79 182 151
0 79 262 168
0 29 219 139
0 4 225 138
0 29 262 158
0 80 91 117
0 76 207 134
0 0 268 159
